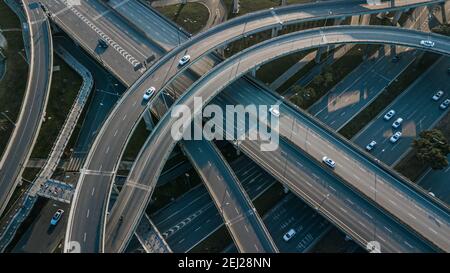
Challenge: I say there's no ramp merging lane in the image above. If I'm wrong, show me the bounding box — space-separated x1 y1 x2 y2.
63 0 447 252
0 0 53 216
107 26 450 253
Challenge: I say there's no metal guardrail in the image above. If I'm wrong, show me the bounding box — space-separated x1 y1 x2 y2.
29 45 93 197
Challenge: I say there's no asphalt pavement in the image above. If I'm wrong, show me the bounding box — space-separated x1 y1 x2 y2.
353 56 450 165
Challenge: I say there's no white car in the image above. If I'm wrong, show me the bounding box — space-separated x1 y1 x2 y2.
178 55 191 66
383 110 395 121
392 118 403 129
143 87 156 100
440 99 450 110
420 40 435 47
432 90 444 101
269 106 280 117
366 141 377 151
283 229 296 242
322 156 336 169
390 131 402 143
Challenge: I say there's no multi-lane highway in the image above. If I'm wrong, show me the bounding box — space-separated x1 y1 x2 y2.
0 0 53 216
106 26 450 252
179 140 278 253
354 56 450 165
43 0 162 85
63 0 445 253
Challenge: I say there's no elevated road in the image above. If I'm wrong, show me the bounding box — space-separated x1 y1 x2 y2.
42 0 162 85
64 0 446 252
0 0 53 216
105 26 450 252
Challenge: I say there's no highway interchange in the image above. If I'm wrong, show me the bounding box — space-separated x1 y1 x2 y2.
103 26 450 253
0 0 53 216
0 0 449 254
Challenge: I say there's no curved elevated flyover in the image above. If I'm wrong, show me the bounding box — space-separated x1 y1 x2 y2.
65 0 447 253
106 26 450 253
0 0 53 216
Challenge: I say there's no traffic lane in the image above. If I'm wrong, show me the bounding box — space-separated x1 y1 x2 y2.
43 0 144 85
182 139 277 253
419 158 450 205
54 36 124 153
224 69 450 251
153 157 276 252
110 27 450 252
264 194 331 252
13 201 69 253
239 136 433 253
219 83 434 252
0 2 50 213
66 173 112 252
74 0 161 59
354 56 450 165
107 0 181 49
105 0 216 75
310 47 419 130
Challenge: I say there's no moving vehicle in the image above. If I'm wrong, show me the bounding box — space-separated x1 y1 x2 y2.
384 110 395 121
283 229 296 242
366 141 377 151
98 39 108 49
392 118 403 129
322 156 336 169
432 90 444 101
50 209 64 226
420 40 435 47
440 99 450 110
390 131 402 143
269 106 280 117
178 55 191 66
143 87 156 100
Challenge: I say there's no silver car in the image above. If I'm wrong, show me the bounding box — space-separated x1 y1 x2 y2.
322 156 336 169
390 131 402 143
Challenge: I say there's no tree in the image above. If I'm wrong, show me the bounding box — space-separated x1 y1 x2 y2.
413 129 450 170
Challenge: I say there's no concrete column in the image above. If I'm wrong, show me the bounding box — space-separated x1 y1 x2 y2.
143 109 154 131
315 47 326 64
441 2 449 24
360 14 371 25
280 0 287 5
390 45 397 59
271 26 282 38
251 66 259 77
233 0 240 14
392 10 403 26
363 44 372 61
350 15 360 25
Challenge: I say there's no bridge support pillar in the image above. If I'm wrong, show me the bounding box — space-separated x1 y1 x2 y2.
143 109 154 131
363 45 372 61
315 47 326 64
360 14 371 25
271 26 282 38
392 10 403 26
350 15 360 25
250 66 260 77
233 0 240 14
390 45 397 59
441 2 449 24
280 0 287 6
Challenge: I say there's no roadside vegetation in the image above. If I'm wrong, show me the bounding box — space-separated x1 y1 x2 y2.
0 1 27 157
30 55 82 160
395 113 450 181
288 44 377 110
154 2 209 34
224 0 314 18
